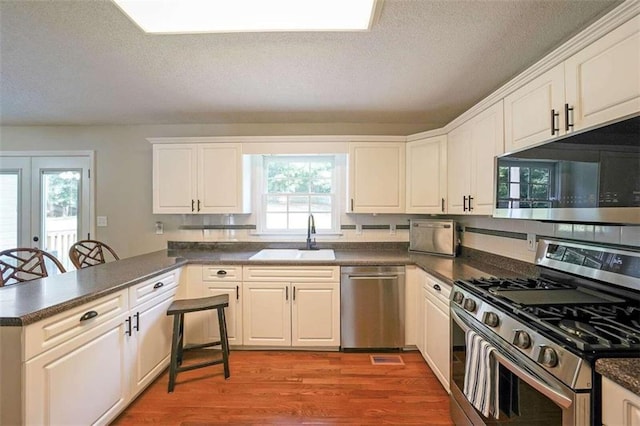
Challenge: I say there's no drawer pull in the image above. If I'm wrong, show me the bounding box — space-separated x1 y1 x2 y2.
433 284 441 292
153 282 164 289
217 270 227 276
79 310 98 322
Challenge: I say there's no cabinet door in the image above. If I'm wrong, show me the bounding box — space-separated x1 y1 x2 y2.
202 281 243 346
291 282 340 347
470 100 504 215
242 282 291 346
406 136 447 214
565 15 640 132
447 124 472 214
424 295 450 393
348 142 406 213
152 144 197 214
25 316 130 426
602 376 640 426
129 293 175 399
504 63 565 152
197 144 250 214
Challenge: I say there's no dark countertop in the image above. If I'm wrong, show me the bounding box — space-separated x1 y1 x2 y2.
1 245 527 326
596 358 640 396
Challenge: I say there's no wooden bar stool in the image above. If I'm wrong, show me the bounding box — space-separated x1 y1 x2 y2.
166 294 230 392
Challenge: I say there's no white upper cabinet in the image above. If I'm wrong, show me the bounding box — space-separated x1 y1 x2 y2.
447 101 504 215
565 15 640 132
152 143 250 214
504 63 566 153
153 144 198 214
405 136 447 214
348 142 406 213
504 15 640 153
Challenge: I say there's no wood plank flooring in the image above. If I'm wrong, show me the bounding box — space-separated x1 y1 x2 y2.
111 350 453 425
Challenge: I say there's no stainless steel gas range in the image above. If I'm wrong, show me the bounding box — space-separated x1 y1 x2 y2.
450 238 640 426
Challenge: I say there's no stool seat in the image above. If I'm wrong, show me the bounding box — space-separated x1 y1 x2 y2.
167 294 229 315
166 294 230 392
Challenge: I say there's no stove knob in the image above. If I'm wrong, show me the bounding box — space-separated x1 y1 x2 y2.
538 346 559 368
463 298 476 312
482 312 499 328
452 291 464 305
513 330 531 349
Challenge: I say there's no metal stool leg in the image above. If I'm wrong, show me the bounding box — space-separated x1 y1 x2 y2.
217 307 230 379
168 313 182 393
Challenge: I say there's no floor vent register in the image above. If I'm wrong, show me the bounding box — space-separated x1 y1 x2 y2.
369 355 404 365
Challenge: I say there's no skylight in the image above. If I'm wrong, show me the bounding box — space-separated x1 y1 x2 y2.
113 0 379 34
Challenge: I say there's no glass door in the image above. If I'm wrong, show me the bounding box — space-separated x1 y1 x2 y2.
31 157 91 270
0 157 31 251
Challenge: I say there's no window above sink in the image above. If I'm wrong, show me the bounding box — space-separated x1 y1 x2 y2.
248 249 335 261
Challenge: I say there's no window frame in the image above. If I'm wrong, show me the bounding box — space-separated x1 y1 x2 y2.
497 160 557 208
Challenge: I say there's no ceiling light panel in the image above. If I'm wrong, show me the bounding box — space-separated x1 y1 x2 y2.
113 0 378 34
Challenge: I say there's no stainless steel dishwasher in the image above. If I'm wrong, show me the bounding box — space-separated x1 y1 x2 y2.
340 265 405 350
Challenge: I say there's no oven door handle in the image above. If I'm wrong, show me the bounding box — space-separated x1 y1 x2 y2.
451 307 574 410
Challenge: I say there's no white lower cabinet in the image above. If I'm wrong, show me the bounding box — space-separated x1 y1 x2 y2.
25 307 130 426
15 269 182 426
417 268 451 393
182 265 243 346
602 376 640 426
242 266 340 348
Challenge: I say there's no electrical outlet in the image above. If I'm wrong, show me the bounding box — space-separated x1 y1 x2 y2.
390 224 396 235
527 233 536 252
356 224 362 235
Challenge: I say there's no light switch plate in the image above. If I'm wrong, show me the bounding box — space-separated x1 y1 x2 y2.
527 233 536 251
97 216 108 227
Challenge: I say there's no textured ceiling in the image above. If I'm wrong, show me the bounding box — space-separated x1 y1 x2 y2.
0 0 621 133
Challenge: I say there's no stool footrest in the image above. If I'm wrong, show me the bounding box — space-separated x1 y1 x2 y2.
175 359 225 373
184 341 223 351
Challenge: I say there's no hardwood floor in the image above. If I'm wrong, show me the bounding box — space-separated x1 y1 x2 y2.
112 350 453 425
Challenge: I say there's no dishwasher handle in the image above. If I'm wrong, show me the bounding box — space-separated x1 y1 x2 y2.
348 275 398 280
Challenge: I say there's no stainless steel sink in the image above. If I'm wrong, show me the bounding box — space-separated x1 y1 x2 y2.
248 249 335 261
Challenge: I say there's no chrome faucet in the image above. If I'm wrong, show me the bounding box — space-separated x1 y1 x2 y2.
305 214 318 250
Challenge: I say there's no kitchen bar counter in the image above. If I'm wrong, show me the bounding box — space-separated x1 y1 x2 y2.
596 358 640 396
0 243 529 326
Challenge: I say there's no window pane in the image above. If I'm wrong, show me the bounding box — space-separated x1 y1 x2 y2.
265 195 287 212
289 213 308 230
530 184 548 200
520 184 529 199
42 170 80 270
313 213 332 230
311 196 332 212
520 167 530 183
0 173 19 251
498 183 508 199
310 179 332 193
266 213 288 229
289 196 309 212
509 183 520 198
531 168 550 184
510 167 520 183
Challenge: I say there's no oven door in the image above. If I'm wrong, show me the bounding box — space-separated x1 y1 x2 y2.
450 306 590 426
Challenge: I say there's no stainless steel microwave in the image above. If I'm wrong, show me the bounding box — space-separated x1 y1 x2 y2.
494 115 640 224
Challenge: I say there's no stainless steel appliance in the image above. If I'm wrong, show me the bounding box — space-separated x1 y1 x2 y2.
409 219 458 256
340 265 405 349
450 238 640 425
494 115 640 224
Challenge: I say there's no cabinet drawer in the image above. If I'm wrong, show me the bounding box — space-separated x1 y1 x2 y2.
423 276 451 311
243 266 339 282
129 270 180 308
24 289 128 361
203 265 242 281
